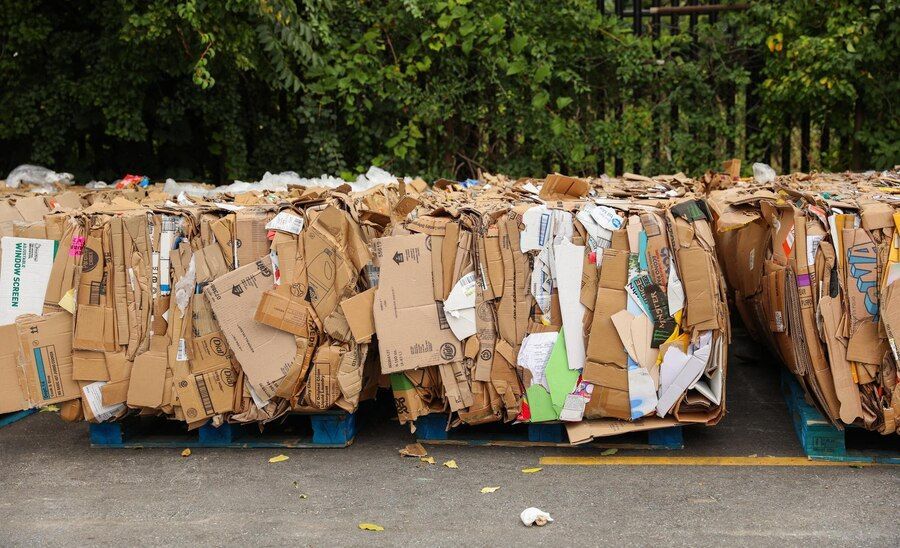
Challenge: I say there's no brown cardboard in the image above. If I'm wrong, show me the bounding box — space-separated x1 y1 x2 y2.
339 287 376 343
308 345 341 409
0 323 28 413
15 312 80 406
234 209 272 268
373 233 461 373
204 256 297 401
538 174 589 201
126 336 169 408
567 416 681 444
254 289 312 337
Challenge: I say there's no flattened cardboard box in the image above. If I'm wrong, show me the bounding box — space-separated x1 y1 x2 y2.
373 233 461 373
204 256 297 401
15 312 80 407
0 323 28 413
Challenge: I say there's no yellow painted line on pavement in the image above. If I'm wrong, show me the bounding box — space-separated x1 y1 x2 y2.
539 456 881 467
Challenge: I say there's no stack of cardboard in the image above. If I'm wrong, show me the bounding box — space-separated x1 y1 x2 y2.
377 174 729 442
709 170 900 435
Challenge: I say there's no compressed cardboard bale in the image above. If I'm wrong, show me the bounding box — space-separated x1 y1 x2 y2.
379 173 730 441
709 169 900 435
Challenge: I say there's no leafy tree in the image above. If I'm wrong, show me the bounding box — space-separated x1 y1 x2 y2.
1 1 896 183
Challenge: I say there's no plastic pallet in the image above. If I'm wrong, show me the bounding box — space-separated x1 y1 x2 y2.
415 413 683 449
0 409 36 429
90 410 357 448
781 370 900 464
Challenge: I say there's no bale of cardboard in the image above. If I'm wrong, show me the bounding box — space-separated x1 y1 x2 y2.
709 169 900 435
0 176 396 427
376 173 729 443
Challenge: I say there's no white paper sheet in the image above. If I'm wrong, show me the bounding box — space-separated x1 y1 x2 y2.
554 240 586 370
517 332 558 390
443 271 478 340
667 258 685 315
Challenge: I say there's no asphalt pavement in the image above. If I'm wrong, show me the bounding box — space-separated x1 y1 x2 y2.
1 329 898 547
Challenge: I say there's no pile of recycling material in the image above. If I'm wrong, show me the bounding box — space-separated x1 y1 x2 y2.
0 169 729 443
709 169 900 435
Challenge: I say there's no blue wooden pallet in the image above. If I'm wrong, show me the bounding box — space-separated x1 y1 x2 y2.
90 410 357 448
781 371 900 464
0 409 36 429
415 413 683 449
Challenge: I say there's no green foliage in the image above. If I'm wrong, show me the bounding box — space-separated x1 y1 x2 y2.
0 1 896 183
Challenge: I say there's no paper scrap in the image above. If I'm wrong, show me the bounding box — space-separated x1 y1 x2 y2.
443 271 478 340
667 259 685 315
517 331 558 390
657 331 713 417
265 210 305 234
399 443 428 458
268 454 290 463
58 288 76 314
545 329 581 415
480 486 501 493
82 381 126 423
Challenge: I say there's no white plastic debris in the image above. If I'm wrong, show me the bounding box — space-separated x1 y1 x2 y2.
173 256 196 317
85 180 108 189
5 164 74 189
162 166 405 197
520 507 553 527
752 162 776 184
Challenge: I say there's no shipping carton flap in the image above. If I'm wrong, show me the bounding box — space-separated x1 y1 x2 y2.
373 233 461 373
340 288 376 343
0 323 27 413
539 174 590 201
204 256 297 402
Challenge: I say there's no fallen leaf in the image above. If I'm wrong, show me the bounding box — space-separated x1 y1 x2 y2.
420 456 435 464
480 486 500 493
181 448 192 457
521 467 542 474
39 405 59 413
299 494 308 500
399 443 428 458
849 464 864 469
269 454 290 463
600 448 618 456
293 481 299 488
443 459 458 469
358 523 384 532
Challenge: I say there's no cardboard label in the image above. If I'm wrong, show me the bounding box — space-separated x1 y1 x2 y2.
0 237 58 325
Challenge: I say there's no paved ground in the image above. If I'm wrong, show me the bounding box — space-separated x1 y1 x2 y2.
1 330 898 547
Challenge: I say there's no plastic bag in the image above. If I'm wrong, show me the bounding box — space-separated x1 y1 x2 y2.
752 163 776 184
5 164 74 189
520 507 553 527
